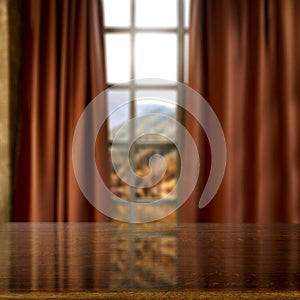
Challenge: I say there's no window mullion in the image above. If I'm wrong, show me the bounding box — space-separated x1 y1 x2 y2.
178 0 184 83
129 0 136 224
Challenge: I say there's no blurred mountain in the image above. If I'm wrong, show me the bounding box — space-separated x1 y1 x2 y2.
110 101 177 143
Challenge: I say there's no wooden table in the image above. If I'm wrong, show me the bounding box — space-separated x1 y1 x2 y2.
0 223 299 299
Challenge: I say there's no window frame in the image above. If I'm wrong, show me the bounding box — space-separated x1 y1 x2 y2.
104 0 189 223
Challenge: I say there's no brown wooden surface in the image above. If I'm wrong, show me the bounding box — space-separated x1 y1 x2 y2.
0 223 299 298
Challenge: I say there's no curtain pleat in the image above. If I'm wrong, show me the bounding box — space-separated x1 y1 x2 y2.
13 0 109 221
183 0 300 222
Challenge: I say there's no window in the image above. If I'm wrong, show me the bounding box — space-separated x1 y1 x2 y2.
104 0 190 224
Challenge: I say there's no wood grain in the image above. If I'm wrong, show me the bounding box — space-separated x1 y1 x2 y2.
0 223 299 298
1 291 300 299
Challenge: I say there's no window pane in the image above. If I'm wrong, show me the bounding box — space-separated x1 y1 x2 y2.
111 201 130 223
135 89 177 143
184 0 191 28
105 34 130 83
136 90 177 116
134 148 179 200
103 0 130 28
135 202 178 223
135 0 177 28
109 146 179 201
109 147 130 199
135 34 177 81
108 89 130 141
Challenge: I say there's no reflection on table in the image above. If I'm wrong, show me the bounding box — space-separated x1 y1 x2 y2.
0 223 299 291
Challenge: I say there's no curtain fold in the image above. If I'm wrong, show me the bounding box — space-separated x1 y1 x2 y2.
13 0 109 221
182 0 300 222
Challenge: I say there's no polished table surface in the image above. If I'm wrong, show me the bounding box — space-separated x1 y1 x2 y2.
0 223 300 299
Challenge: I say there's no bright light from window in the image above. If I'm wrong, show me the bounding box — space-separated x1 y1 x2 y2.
105 34 131 83
103 0 130 27
135 33 177 81
184 0 190 28
135 0 178 28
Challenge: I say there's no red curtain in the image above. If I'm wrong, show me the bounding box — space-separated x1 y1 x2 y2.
182 0 300 222
13 0 110 221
